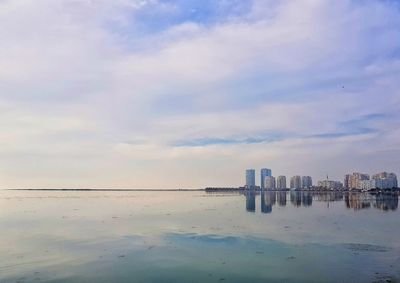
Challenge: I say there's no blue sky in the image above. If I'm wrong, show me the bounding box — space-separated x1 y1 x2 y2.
0 0 399 188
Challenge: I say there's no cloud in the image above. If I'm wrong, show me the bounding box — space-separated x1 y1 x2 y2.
0 0 399 188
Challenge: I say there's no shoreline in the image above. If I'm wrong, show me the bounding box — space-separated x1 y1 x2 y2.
4 188 399 194
5 188 204 192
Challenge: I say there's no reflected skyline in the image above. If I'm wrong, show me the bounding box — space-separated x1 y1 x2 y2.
245 191 256 212
1 190 400 283
239 191 398 213
261 191 276 214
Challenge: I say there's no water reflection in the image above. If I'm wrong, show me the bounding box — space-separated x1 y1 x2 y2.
240 191 398 213
345 193 371 210
375 194 398 211
290 191 302 207
277 192 286 206
245 191 256 212
261 191 276 214
1 190 399 283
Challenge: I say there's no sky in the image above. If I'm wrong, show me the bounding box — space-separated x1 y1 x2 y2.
0 0 399 189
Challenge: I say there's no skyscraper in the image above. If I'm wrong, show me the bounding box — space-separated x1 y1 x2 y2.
372 172 398 189
246 169 256 188
265 176 276 190
290 175 302 189
260 168 272 189
276 176 287 190
348 172 370 190
301 176 312 189
344 174 351 189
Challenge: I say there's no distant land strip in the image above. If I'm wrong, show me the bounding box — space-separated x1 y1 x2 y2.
6 188 204 192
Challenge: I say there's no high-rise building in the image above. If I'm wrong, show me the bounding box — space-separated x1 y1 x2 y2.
276 176 287 190
301 176 312 189
344 174 351 189
290 175 302 189
343 171 397 190
372 172 398 189
246 169 256 188
349 172 369 190
260 168 272 189
265 176 276 190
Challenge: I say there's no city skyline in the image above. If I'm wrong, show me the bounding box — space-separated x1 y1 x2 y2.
0 0 399 188
243 168 397 190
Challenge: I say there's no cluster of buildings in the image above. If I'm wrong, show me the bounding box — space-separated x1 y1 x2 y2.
245 168 312 190
317 179 344 190
244 169 398 191
344 172 398 190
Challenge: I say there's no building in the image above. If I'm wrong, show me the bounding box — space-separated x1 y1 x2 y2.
290 175 302 189
246 169 256 188
301 176 312 189
372 172 398 189
343 171 398 191
276 176 287 190
358 179 374 191
264 176 276 190
344 174 351 189
260 168 272 189
348 172 370 190
317 180 343 190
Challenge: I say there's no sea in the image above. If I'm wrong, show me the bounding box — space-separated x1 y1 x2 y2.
0 190 399 282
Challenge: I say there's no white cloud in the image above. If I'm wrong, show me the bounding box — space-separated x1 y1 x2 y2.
0 0 399 188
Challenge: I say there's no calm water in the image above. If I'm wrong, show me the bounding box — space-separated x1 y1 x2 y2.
0 190 399 283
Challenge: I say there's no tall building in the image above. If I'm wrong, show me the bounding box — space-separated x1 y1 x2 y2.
358 179 374 191
349 172 369 190
276 176 287 190
301 176 312 189
260 168 272 189
290 175 302 189
372 172 398 189
246 169 256 188
343 171 397 190
265 176 276 190
344 174 351 189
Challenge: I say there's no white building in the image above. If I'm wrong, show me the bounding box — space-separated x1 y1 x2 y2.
276 176 286 190
290 176 302 189
317 180 343 190
359 179 374 191
265 176 276 190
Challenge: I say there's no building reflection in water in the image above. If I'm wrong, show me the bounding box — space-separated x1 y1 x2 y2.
240 191 398 213
374 194 398 211
345 193 371 210
277 192 287 206
245 191 256 212
261 191 276 213
314 192 344 202
289 191 313 207
345 192 398 211
301 191 313 207
290 191 302 207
